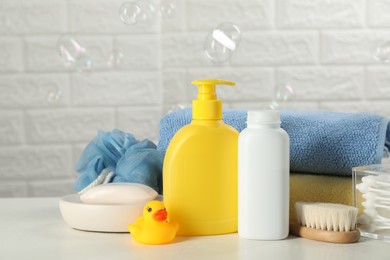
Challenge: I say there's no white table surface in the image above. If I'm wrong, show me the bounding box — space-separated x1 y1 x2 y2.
0 197 388 260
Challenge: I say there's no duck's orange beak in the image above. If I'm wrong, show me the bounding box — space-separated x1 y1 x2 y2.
152 208 168 222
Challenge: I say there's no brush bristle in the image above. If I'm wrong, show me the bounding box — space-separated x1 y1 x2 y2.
295 202 358 232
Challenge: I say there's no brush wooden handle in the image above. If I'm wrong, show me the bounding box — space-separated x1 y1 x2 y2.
289 223 360 243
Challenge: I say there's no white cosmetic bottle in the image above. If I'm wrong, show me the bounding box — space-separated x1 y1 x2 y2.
238 110 290 240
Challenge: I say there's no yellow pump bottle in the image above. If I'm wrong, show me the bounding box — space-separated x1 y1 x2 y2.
163 79 238 236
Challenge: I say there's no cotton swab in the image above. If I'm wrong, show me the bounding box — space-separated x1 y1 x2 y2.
359 223 390 232
364 209 390 221
362 191 390 202
361 175 390 187
362 197 390 209
356 182 390 195
356 174 390 235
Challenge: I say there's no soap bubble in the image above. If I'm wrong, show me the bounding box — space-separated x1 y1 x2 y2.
58 35 85 66
73 55 93 73
269 84 294 110
164 104 187 116
119 0 157 26
269 101 280 110
119 2 142 25
204 34 232 63
214 22 241 50
107 51 124 69
204 22 241 63
57 35 93 72
47 87 63 104
275 84 294 101
374 41 390 63
159 0 175 19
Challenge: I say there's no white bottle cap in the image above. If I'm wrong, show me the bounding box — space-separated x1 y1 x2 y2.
247 110 280 124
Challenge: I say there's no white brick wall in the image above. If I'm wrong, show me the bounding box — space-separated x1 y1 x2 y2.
0 0 67 33
277 67 364 100
277 0 365 28
0 0 389 197
0 74 70 107
0 38 23 72
0 112 23 144
187 0 273 30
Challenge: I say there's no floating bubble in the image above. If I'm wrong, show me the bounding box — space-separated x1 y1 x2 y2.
159 0 175 19
119 0 157 26
269 84 294 110
119 2 142 25
374 41 390 63
73 55 93 73
275 84 294 102
269 100 280 110
58 35 85 66
107 51 124 69
168 104 186 113
165 104 187 115
47 87 63 104
204 22 241 63
57 35 93 72
204 34 232 63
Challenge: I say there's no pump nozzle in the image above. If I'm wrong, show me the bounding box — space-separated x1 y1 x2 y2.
192 79 235 101
191 79 235 120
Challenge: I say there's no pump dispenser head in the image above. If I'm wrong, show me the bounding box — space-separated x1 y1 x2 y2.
191 79 235 120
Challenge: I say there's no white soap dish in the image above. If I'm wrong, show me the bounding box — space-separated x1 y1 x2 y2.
59 183 159 232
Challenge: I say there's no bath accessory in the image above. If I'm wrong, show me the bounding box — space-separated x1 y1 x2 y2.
361 196 390 209
356 183 390 195
363 209 390 221
163 79 238 235
59 183 158 232
128 200 178 245
238 110 289 240
78 168 114 194
358 210 390 233
359 223 390 233
353 164 390 241
289 173 358 223
75 129 164 193
361 175 390 188
158 109 390 176
289 202 360 243
80 183 158 205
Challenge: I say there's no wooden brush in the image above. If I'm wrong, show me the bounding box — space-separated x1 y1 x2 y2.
289 202 360 243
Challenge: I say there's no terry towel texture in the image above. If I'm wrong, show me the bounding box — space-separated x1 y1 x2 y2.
157 108 390 176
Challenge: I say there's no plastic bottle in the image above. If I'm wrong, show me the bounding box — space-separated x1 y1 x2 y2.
238 110 290 240
163 79 238 235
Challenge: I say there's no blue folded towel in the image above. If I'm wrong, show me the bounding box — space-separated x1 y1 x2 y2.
75 129 164 193
157 108 390 176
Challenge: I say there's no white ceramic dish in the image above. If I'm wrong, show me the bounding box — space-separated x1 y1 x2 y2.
59 193 152 232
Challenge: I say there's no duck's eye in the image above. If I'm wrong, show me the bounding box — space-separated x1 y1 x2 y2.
147 207 152 213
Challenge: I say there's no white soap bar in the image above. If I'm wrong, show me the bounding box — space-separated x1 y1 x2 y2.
80 183 158 205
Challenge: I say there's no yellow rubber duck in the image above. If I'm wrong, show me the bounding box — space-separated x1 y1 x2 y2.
128 200 179 245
